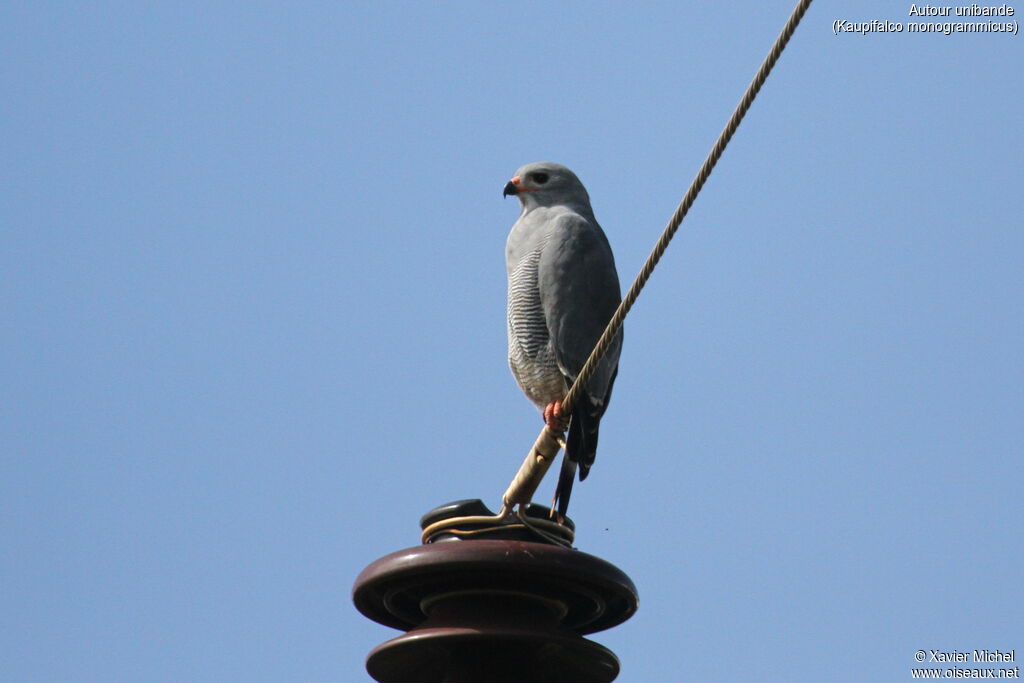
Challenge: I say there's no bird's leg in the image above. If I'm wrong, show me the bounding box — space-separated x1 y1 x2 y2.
543 401 568 432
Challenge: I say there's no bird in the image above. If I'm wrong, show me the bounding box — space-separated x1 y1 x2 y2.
503 162 623 520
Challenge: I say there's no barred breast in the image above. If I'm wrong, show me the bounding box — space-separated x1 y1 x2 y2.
507 239 567 411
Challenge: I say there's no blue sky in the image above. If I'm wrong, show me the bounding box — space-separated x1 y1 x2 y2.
2 2 1021 681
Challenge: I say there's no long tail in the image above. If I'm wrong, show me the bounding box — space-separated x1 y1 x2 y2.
552 404 600 519
552 367 616 519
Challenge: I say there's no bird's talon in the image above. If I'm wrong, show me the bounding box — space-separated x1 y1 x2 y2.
544 400 568 431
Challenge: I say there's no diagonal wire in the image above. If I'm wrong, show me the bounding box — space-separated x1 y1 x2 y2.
562 0 815 415
502 0 816 512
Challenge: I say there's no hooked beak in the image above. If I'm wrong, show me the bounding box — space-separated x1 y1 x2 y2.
503 176 520 198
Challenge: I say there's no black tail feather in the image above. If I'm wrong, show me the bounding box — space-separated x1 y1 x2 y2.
553 404 601 518
553 449 578 520
552 365 617 518
578 415 599 482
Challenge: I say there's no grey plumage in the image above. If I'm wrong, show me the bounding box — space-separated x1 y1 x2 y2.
503 162 622 518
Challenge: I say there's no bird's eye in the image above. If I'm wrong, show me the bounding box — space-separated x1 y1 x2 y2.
531 172 550 185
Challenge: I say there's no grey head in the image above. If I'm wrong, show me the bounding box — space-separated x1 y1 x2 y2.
502 162 592 213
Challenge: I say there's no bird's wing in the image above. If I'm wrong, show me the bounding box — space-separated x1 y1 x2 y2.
537 213 622 394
